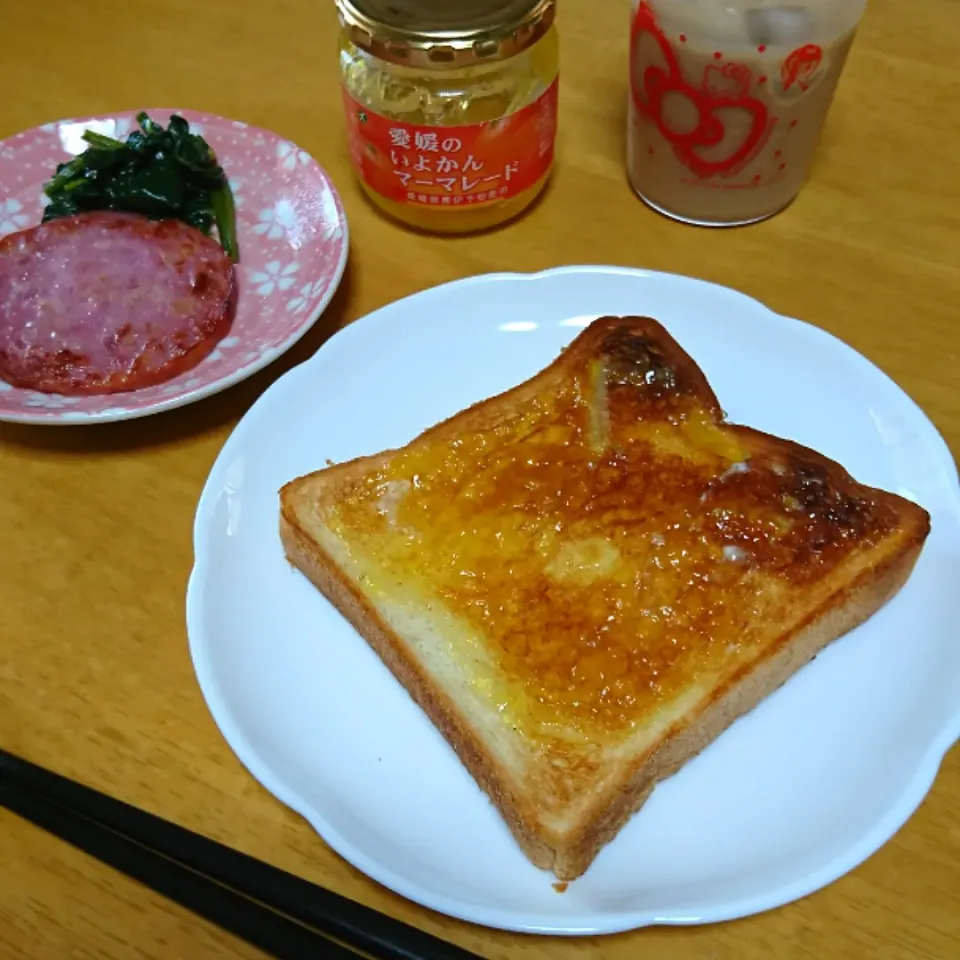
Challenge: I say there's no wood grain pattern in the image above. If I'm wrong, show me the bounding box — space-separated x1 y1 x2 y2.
1 1 957 958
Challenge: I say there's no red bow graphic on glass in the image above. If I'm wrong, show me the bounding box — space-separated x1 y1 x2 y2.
782 43 822 91
630 2 768 178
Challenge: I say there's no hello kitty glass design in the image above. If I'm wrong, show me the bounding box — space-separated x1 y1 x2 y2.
627 0 867 226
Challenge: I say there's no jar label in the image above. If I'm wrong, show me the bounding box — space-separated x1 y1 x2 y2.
341 78 558 208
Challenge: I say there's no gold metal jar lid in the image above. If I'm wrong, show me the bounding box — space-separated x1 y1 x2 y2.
336 0 556 70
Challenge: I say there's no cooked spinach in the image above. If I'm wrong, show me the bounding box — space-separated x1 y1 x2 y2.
42 112 239 262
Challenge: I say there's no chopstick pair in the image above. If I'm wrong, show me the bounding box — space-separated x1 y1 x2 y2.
0 749 483 960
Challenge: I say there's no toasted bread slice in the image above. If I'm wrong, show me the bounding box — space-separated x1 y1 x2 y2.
279 316 930 880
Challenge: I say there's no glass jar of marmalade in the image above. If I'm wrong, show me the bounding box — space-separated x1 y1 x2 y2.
336 0 559 234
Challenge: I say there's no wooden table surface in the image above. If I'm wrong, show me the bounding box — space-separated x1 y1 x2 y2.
2 1 958 958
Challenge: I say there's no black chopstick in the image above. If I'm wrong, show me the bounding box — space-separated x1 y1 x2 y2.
1 782 359 959
0 749 483 960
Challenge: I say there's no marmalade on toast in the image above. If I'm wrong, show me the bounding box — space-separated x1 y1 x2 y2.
328 324 900 742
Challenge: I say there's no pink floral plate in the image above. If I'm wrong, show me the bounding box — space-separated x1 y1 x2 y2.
0 109 349 425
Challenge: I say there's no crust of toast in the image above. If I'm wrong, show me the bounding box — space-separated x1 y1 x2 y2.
279 316 930 879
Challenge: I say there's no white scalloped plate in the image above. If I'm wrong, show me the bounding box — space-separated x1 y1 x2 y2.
0 109 348 424
187 266 960 935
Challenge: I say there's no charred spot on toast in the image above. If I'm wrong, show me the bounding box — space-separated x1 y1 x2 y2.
699 453 898 578
779 459 877 535
600 325 678 395
783 458 894 554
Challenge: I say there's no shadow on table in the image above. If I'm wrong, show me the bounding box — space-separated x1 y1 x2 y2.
0 263 355 456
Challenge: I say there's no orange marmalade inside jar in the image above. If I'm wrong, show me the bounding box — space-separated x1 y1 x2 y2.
336 0 559 234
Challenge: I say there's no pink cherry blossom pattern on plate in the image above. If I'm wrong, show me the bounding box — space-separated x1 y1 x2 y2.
0 109 349 424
